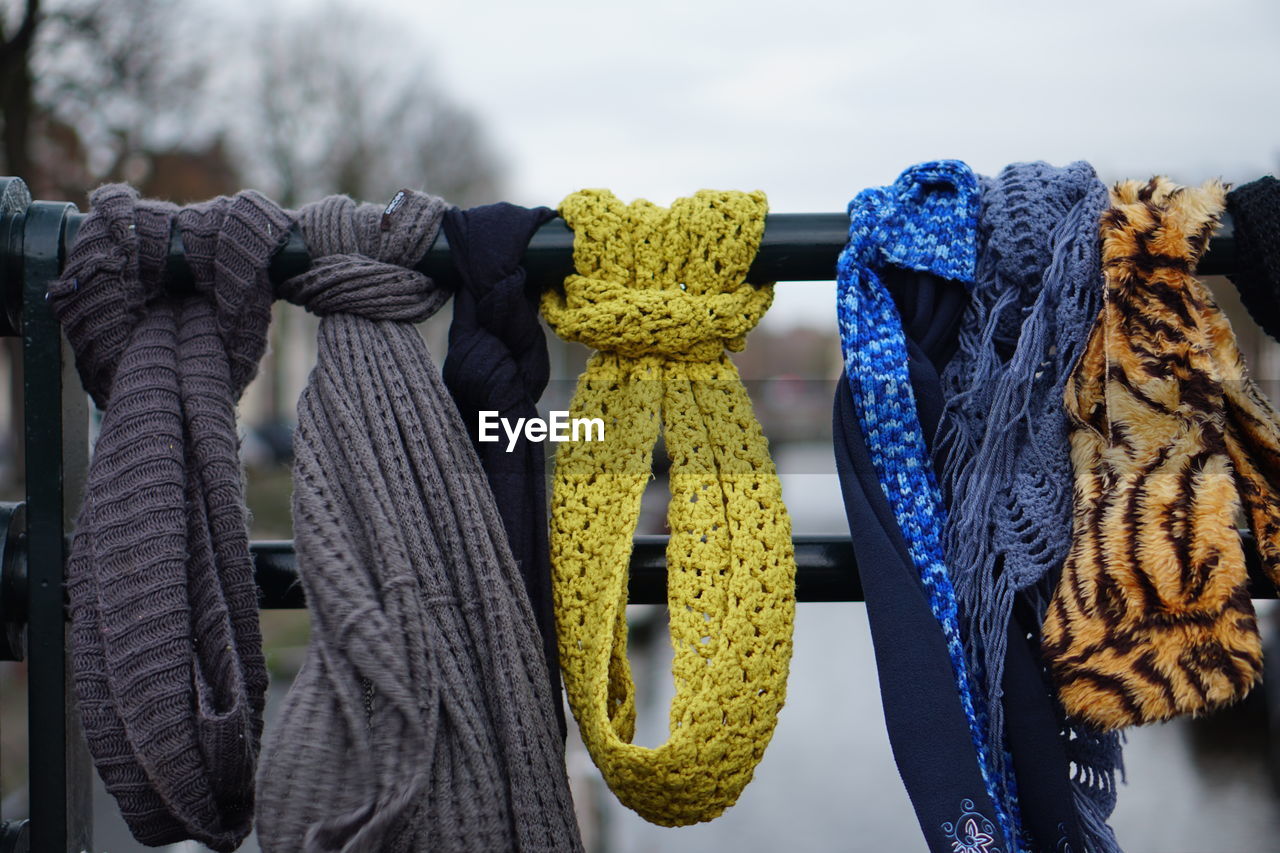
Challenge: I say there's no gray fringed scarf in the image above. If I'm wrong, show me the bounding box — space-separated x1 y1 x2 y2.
255 191 584 853
938 161 1124 853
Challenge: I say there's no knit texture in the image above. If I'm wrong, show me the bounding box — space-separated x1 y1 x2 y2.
1226 176 1280 342
255 192 584 852
836 161 1020 850
1043 177 1280 730
49 184 286 850
542 189 796 826
441 202 565 739
936 161 1123 851
832 281 1010 853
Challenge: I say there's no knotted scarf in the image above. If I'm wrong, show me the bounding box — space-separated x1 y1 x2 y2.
441 202 565 739
541 189 796 826
255 191 583 852
1226 175 1280 342
836 161 1026 851
49 184 287 850
936 161 1122 852
1043 177 1280 730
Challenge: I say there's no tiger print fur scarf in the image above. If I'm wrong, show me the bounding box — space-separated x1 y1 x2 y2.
1043 177 1280 731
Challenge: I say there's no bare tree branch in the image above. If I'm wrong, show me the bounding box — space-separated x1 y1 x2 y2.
229 2 504 208
0 0 42 177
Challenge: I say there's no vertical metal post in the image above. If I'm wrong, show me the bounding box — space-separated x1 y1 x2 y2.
23 202 91 852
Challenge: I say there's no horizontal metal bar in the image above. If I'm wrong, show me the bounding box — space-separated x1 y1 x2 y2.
0 179 1237 336
0 173 1246 333
250 533 1277 608
56 211 892 293
506 213 862 288
0 520 1272 614
52 206 1239 299
253 535 864 606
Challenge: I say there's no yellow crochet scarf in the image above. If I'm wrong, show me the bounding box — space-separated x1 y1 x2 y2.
542 189 797 826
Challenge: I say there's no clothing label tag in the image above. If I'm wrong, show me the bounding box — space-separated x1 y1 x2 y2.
381 189 410 231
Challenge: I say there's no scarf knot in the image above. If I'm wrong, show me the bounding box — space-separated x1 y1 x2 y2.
442 203 556 417
540 188 772 361
275 191 448 322
50 184 289 408
844 161 980 286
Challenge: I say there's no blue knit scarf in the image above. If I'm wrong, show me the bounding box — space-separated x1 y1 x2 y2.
937 161 1123 853
837 160 1020 849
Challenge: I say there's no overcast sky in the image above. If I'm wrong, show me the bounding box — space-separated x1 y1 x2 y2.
300 0 1280 325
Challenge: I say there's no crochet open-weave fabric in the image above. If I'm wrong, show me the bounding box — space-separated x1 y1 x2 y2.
936 161 1122 852
835 161 1022 850
1043 177 1280 731
49 184 285 851
542 189 796 826
256 192 583 852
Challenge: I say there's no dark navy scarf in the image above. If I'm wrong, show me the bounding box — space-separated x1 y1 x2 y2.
441 202 565 737
834 162 1085 853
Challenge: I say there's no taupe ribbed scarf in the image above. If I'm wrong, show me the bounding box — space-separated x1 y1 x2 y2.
51 184 286 851
256 191 583 852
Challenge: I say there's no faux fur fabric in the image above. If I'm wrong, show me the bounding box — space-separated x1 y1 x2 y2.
1043 177 1280 731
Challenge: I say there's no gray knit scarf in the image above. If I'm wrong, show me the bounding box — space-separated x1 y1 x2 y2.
54 186 583 852
937 162 1124 853
51 184 288 851
255 191 583 853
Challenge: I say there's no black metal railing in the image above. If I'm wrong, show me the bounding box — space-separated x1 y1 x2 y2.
0 175 1256 852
